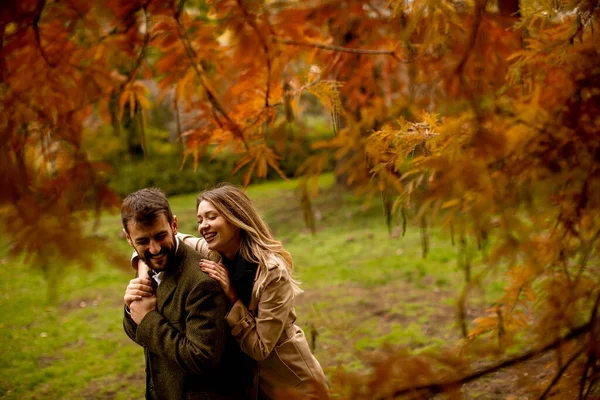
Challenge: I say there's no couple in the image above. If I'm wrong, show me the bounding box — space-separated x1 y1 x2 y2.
122 184 329 399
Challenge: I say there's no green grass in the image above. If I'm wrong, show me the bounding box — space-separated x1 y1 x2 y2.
0 174 502 399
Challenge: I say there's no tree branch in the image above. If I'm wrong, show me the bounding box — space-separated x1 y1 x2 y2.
272 37 408 62
174 7 249 150
574 227 600 287
33 0 55 67
580 291 600 399
236 0 272 109
0 22 6 83
387 321 592 398
97 6 140 42
539 346 585 400
455 0 487 127
174 93 182 147
123 6 150 87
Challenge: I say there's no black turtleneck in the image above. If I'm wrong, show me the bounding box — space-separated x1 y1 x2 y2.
220 253 258 308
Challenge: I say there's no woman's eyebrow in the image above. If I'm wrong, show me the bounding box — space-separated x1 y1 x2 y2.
198 210 217 216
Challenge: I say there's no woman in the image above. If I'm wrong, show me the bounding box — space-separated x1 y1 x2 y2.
134 184 329 400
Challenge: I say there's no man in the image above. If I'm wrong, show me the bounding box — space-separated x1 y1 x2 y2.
121 188 251 400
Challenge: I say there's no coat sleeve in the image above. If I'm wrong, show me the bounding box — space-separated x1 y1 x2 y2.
225 266 294 361
123 271 139 341
123 305 138 342
176 232 211 257
134 277 228 374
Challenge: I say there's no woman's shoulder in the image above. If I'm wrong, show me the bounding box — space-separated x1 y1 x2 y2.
264 253 287 271
179 234 221 261
260 254 292 286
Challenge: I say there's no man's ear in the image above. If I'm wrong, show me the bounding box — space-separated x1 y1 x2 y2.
124 229 133 248
172 215 178 235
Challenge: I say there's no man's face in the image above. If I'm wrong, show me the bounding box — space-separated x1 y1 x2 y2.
125 214 178 271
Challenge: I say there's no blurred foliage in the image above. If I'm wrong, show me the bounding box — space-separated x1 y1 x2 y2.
2 0 600 397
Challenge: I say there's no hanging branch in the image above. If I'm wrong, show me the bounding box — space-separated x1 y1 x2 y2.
273 37 408 62
386 321 592 398
174 93 183 151
32 0 55 68
174 9 249 150
455 0 487 126
0 22 6 83
539 346 586 400
236 0 272 109
123 6 150 87
579 291 600 399
574 227 600 287
174 0 185 19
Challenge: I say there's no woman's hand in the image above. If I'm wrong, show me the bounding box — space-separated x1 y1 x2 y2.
200 259 239 305
124 277 154 307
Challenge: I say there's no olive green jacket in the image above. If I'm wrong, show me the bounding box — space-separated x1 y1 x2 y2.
124 240 251 400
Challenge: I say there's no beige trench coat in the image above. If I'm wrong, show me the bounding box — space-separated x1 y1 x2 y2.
179 234 329 400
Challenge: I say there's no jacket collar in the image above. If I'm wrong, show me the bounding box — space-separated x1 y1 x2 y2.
155 238 187 312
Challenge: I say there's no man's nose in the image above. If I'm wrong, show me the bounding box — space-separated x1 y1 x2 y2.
149 240 161 255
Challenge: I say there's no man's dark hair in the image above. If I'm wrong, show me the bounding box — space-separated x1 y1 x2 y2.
121 188 174 233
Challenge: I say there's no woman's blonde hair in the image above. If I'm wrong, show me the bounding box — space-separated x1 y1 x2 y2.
196 183 302 297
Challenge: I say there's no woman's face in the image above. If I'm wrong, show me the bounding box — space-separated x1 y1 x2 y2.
197 199 241 259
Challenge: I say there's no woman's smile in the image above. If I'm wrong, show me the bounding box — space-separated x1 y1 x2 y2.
203 231 217 242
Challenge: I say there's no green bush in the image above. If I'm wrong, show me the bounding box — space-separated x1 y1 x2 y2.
106 152 242 197
102 120 335 197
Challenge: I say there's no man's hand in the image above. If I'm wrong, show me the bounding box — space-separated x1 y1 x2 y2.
124 277 154 307
130 295 157 325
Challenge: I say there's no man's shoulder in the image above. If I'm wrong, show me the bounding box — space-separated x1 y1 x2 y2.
177 247 216 287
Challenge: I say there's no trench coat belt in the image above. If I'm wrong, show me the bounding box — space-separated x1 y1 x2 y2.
276 324 297 345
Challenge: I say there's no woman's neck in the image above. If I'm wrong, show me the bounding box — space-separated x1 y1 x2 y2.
221 243 241 261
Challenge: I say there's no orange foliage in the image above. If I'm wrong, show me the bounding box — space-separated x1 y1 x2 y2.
2 0 600 397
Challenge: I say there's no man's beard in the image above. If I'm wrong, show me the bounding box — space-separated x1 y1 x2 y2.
139 235 176 271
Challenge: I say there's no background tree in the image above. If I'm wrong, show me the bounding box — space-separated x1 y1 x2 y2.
1 0 599 397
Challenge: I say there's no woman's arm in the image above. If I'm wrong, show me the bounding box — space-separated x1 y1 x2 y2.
176 232 208 254
225 266 294 361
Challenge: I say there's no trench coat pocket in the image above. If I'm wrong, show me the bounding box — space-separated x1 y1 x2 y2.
260 339 312 388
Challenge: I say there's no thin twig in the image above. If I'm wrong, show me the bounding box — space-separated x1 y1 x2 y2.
0 22 7 82
33 0 55 67
574 227 600 287
273 37 408 62
539 346 585 400
580 352 595 399
174 93 182 145
174 0 185 19
123 6 150 87
580 291 600 399
97 7 139 42
456 0 486 126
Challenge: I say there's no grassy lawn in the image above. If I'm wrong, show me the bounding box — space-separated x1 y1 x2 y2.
0 175 505 399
